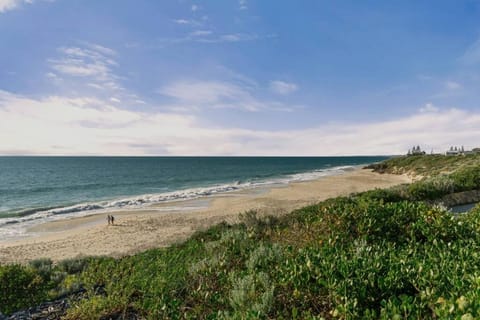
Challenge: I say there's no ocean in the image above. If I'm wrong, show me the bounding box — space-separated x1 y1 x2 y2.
0 156 388 240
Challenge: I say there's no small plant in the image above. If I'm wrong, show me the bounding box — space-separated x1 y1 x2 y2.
29 258 53 281
246 243 283 271
228 271 275 317
58 257 89 274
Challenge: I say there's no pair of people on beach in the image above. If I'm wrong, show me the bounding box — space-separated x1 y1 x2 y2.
107 214 115 225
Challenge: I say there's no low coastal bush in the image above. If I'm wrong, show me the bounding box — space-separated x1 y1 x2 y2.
0 264 50 315
3 199 480 318
0 257 89 315
54 201 480 319
360 165 480 203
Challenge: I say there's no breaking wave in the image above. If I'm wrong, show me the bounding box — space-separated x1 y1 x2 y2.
0 165 356 237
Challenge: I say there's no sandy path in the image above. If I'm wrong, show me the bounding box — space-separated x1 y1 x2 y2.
0 169 410 264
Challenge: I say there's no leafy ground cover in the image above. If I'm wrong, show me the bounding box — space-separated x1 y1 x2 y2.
2 155 480 319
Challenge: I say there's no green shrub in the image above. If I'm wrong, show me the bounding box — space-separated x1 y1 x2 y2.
28 258 53 281
227 271 275 317
57 257 90 274
0 264 50 315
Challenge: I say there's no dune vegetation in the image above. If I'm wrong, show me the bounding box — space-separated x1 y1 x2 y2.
2 154 480 319
366 153 480 177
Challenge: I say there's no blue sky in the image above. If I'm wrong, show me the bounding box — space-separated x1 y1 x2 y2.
1 0 480 155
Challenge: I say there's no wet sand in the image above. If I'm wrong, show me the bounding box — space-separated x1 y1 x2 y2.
0 169 410 264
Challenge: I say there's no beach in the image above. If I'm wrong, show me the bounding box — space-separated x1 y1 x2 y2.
0 169 410 264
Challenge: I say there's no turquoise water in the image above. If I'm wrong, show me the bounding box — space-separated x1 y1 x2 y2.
0 156 388 238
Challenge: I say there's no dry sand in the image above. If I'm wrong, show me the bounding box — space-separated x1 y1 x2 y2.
0 169 410 264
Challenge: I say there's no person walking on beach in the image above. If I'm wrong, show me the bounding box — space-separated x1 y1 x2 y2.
106 214 115 226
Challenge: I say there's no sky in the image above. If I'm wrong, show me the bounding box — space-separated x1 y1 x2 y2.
0 0 480 155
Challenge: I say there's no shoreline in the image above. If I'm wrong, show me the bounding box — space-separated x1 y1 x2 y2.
0 164 358 239
0 169 411 264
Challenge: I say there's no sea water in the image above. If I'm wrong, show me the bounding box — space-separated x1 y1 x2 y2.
0 156 388 240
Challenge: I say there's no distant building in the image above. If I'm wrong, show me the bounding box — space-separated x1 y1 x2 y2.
406 145 479 156
408 145 426 156
446 146 460 156
446 145 469 156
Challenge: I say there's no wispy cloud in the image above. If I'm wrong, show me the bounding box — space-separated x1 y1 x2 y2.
45 42 150 109
0 0 53 13
172 18 202 26
445 80 461 90
270 80 298 95
239 0 248 10
158 80 297 112
160 81 244 105
419 102 439 113
0 0 37 13
159 31 273 46
214 33 258 43
461 37 480 65
0 0 22 12
429 79 465 99
189 30 213 37
50 44 117 78
47 43 125 93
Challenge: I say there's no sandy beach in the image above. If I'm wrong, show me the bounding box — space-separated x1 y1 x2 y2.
0 169 410 264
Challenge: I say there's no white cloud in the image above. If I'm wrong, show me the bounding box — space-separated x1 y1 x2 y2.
0 0 53 13
87 83 104 90
159 81 244 105
419 102 439 113
50 45 117 79
239 0 247 10
0 0 21 12
173 19 192 25
270 80 298 95
0 0 35 13
159 31 272 45
190 30 213 37
47 43 130 98
191 4 198 12
86 43 116 56
445 81 461 90
461 37 480 65
172 18 204 27
45 72 63 84
0 90 479 155
158 80 296 112
218 33 257 42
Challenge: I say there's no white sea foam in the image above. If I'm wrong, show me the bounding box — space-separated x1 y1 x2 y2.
0 165 357 241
